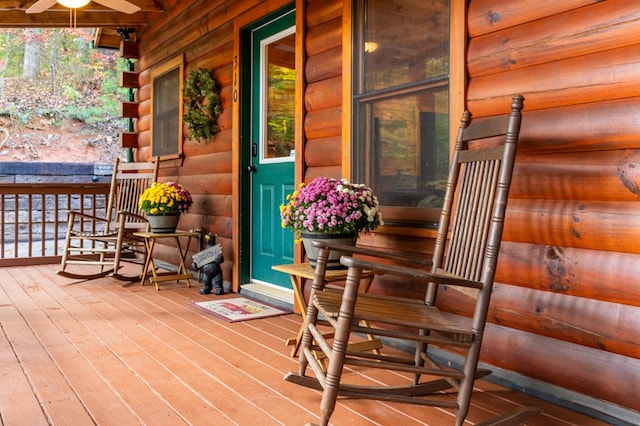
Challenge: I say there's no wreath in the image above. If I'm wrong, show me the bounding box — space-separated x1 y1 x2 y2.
183 68 222 141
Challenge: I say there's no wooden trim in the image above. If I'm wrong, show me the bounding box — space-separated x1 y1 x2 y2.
294 0 306 264
120 102 139 119
231 0 292 292
450 0 467 149
341 0 353 178
120 40 140 59
119 131 138 148
120 71 139 89
231 17 241 293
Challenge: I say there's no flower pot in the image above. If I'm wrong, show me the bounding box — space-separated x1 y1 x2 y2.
147 213 180 233
301 232 357 269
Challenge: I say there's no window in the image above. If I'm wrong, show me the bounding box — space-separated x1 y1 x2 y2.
263 31 296 159
151 55 184 158
353 0 450 225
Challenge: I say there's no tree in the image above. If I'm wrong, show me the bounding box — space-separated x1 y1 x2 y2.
0 29 23 100
1 28 125 127
22 28 41 80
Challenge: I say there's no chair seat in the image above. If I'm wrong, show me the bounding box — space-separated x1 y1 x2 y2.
70 229 118 238
69 223 147 237
314 288 474 342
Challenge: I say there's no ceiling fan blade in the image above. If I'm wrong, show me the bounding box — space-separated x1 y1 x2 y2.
25 0 57 14
93 0 141 14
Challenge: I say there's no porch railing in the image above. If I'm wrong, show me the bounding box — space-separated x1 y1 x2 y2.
0 182 110 267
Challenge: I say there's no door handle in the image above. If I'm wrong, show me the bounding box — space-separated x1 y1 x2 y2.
247 164 258 173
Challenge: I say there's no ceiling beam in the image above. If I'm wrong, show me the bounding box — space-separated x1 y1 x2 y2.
0 0 162 12
0 10 151 26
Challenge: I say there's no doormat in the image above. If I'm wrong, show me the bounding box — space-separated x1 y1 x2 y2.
191 297 290 323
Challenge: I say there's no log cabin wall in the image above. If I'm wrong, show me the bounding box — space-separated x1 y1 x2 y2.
460 0 640 417
130 0 639 420
131 0 290 284
302 0 343 181
301 0 640 418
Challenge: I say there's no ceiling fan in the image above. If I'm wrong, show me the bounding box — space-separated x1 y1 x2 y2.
26 0 141 14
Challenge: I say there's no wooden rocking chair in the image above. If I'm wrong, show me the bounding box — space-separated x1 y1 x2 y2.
285 95 540 425
59 157 159 281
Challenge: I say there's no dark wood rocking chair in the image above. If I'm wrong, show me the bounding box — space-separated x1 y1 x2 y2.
59 157 159 281
285 95 540 425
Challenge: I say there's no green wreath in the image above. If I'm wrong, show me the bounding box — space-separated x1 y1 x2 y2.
183 68 222 141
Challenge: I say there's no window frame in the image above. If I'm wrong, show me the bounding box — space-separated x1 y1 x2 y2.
347 0 465 228
150 54 185 160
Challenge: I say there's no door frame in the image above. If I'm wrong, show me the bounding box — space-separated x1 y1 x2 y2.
249 12 296 287
231 1 304 292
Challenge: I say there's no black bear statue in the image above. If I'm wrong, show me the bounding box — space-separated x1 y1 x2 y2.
192 233 224 295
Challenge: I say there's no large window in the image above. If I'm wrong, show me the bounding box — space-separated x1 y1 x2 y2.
353 0 450 225
151 55 184 158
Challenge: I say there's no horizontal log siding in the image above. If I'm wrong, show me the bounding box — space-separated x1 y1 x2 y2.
463 0 640 413
497 242 640 308
467 0 640 78
133 0 289 276
512 150 640 201
129 0 639 418
480 322 640 412
303 1 343 182
467 0 602 38
298 0 640 410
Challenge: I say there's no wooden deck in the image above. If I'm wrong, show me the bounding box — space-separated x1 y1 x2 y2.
0 263 609 425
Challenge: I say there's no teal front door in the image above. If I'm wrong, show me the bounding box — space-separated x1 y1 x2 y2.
244 8 296 288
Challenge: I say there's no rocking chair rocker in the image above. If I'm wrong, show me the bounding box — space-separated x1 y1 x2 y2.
59 157 159 280
285 95 540 425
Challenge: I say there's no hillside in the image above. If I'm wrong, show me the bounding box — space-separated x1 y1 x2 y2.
0 29 127 165
0 77 124 164
0 115 123 164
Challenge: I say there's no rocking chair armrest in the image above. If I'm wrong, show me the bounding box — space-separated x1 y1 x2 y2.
66 210 109 223
116 212 149 233
311 240 433 269
116 211 146 223
340 255 483 290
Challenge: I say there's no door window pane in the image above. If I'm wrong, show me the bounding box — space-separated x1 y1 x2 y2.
263 32 296 160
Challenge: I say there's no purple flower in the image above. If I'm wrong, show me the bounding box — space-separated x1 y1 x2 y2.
279 176 383 238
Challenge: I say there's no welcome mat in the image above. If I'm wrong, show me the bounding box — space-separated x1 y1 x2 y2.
191 297 290 323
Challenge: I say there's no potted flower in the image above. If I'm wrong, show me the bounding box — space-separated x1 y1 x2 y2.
280 176 383 268
138 182 193 233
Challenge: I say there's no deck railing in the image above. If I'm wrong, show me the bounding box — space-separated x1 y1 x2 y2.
0 182 110 266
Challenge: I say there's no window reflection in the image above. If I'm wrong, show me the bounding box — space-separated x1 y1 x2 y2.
354 0 450 224
264 33 296 159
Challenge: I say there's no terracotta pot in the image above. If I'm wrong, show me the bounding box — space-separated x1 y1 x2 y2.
147 213 180 233
300 232 357 269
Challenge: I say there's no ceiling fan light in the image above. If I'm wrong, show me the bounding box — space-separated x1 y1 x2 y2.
57 0 91 8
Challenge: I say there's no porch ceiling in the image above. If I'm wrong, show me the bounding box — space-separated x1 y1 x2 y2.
0 0 165 48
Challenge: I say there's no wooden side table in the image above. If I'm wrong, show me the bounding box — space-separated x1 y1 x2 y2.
134 230 199 291
272 263 382 357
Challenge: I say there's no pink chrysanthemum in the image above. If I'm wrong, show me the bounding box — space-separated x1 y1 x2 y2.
280 177 383 239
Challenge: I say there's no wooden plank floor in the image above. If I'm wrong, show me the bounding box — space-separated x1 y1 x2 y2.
0 263 610 425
